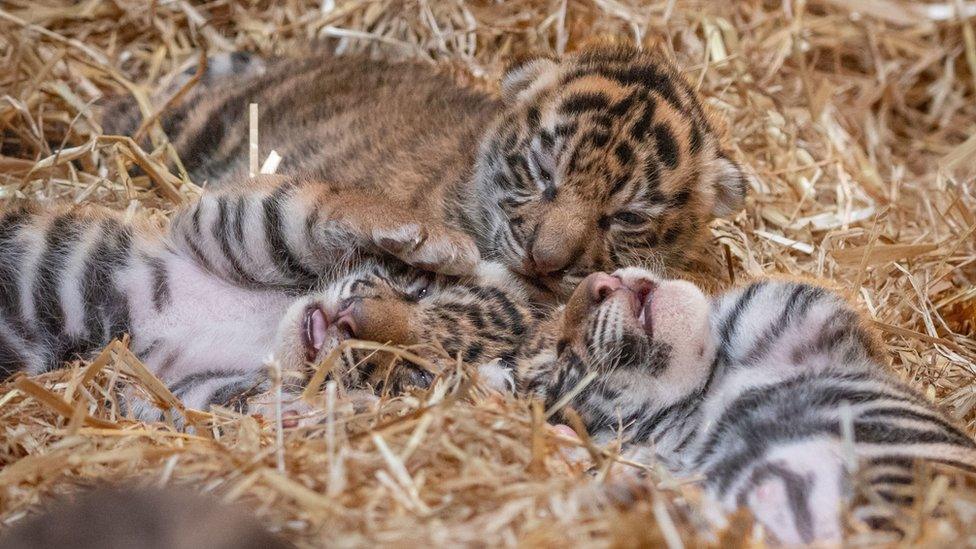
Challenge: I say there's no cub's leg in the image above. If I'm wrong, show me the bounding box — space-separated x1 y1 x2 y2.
122 367 316 428
0 204 156 378
171 174 480 288
100 52 267 139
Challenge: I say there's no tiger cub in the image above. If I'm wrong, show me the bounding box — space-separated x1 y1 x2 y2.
512 269 976 544
105 44 747 298
0 177 533 421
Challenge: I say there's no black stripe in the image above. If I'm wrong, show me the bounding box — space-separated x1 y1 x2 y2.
582 130 610 148
233 195 247 244
79 219 133 356
201 63 329 177
143 254 171 311
607 92 637 117
853 420 975 448
629 99 656 139
262 187 318 287
561 66 685 113
559 92 611 115
858 406 975 448
32 215 82 341
614 141 634 166
473 287 526 335
653 123 679 169
694 375 916 466
705 281 767 390
736 463 815 543
867 456 914 468
525 105 540 129
184 236 215 274
168 368 253 396
136 337 162 362
736 284 823 366
873 489 914 506
176 65 289 177
630 392 701 444
207 376 265 412
0 209 32 340
214 196 259 286
870 474 913 485
462 342 484 363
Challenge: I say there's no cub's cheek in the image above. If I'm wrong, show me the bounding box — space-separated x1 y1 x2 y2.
271 301 317 371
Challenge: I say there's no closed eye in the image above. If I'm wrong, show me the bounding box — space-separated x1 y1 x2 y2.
613 211 646 226
349 278 375 294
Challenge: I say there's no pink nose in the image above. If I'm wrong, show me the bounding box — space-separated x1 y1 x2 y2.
587 272 622 302
332 303 359 338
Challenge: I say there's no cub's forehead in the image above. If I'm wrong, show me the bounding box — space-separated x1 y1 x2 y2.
331 259 529 304
363 260 436 288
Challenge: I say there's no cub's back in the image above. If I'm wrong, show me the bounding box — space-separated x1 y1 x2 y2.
112 55 502 220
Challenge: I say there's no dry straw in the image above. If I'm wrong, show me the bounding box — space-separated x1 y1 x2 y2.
1 0 976 546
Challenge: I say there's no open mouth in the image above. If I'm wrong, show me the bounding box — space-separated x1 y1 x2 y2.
303 305 329 362
627 283 655 338
302 303 355 362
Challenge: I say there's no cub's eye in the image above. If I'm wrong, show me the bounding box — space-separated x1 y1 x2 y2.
613 211 646 226
408 283 430 301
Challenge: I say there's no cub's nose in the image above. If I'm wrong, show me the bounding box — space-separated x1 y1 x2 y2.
526 246 572 277
586 272 622 302
528 211 587 277
332 302 359 338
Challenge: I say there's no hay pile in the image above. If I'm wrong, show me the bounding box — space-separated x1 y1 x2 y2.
1 0 975 546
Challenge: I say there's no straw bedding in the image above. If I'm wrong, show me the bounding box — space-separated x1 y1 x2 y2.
1 0 975 546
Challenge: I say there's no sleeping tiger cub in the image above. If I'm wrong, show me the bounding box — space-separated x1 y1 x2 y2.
0 176 533 421
512 269 976 544
105 43 747 299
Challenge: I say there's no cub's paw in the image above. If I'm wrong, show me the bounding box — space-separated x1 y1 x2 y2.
247 393 320 428
172 51 267 90
372 223 479 276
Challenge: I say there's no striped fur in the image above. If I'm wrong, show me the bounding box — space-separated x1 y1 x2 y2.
103 44 746 299
515 269 976 543
0 182 532 421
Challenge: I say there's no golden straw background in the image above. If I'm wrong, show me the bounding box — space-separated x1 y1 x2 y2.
1 0 975 545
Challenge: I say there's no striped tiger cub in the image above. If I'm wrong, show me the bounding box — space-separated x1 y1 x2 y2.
104 43 747 299
512 268 976 543
0 176 534 421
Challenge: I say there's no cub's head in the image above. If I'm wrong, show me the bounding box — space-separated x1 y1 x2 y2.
274 260 535 393
472 44 746 298
517 267 715 438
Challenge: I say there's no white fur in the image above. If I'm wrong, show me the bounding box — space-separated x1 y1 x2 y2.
57 223 101 339
477 360 515 392
722 438 846 545
122 250 293 384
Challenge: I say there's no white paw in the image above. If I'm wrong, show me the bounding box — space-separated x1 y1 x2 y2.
477 360 515 393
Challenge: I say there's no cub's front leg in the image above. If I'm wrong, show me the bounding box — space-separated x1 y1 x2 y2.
122 366 317 428
170 175 480 288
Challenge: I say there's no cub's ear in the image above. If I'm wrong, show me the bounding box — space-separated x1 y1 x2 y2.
710 155 748 217
501 55 559 103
